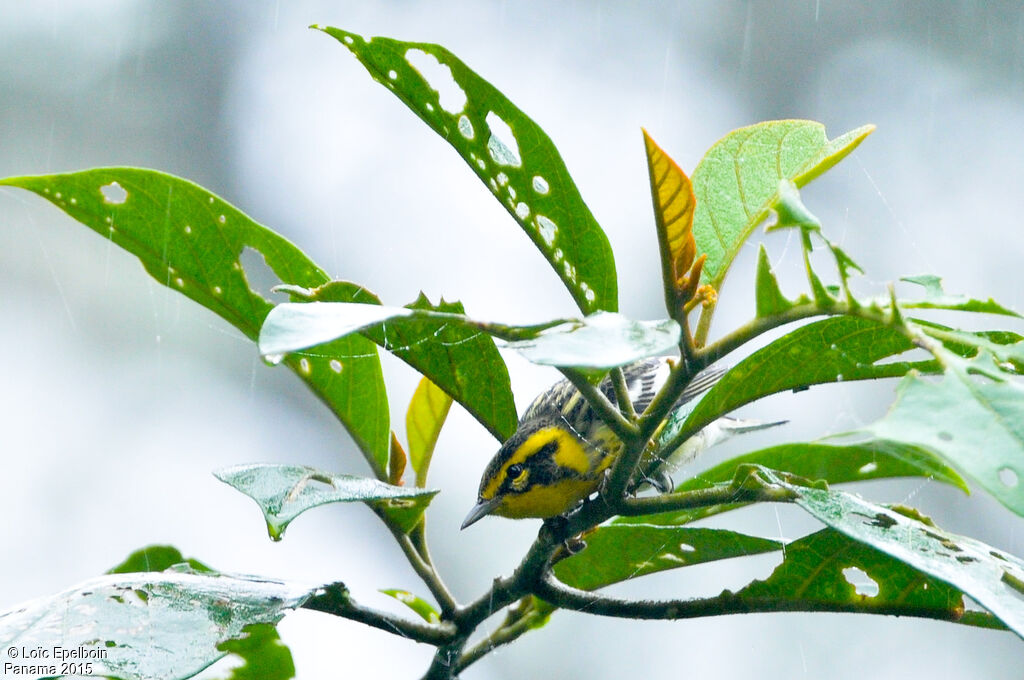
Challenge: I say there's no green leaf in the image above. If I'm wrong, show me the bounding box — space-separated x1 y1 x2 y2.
109 545 214 574
214 464 438 538
736 528 989 627
0 570 311 680
553 526 781 592
215 624 295 680
854 361 1024 516
1 169 391 478
675 316 928 444
901 275 1020 317
617 440 968 527
406 377 454 486
379 589 441 624
318 26 617 314
691 121 873 293
762 468 1024 638
260 303 680 370
754 244 800 317
767 178 822 232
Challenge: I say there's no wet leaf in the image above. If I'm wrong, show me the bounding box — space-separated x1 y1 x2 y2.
215 624 295 680
260 303 679 370
286 284 516 442
379 589 441 624
553 526 781 592
109 545 214 574
318 27 617 314
0 571 311 680
691 121 873 293
215 464 438 538
1 169 391 478
501 312 680 369
762 468 1024 638
617 440 968 526
854 359 1024 516
406 377 454 486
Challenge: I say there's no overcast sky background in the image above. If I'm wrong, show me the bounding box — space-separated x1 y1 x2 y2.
2 2 1024 678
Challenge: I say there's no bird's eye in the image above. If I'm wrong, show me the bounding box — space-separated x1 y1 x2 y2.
507 463 524 479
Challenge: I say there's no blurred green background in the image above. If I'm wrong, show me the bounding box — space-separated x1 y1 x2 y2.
2 2 1023 677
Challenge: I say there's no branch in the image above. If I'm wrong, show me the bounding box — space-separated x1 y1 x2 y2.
610 367 638 421
392 528 458 616
303 582 456 645
559 367 638 442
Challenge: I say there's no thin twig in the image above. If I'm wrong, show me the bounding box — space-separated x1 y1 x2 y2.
609 366 637 421
559 367 639 442
303 582 456 645
392 528 458 616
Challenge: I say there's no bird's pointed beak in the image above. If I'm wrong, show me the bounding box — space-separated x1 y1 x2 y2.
461 496 501 530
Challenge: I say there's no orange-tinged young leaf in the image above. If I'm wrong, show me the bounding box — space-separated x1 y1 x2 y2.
388 432 408 486
406 377 454 487
643 129 698 317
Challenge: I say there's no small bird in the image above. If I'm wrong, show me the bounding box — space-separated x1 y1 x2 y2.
461 357 782 529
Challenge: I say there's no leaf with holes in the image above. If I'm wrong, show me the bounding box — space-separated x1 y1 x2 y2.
853 361 1024 516
691 121 873 295
0 570 312 680
318 26 617 314
406 377 454 486
761 468 1024 637
553 526 781 592
260 302 679 370
617 440 968 527
215 464 438 538
736 528 998 629
0 169 391 479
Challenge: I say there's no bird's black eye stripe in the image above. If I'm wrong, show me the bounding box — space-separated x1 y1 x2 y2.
536 440 559 459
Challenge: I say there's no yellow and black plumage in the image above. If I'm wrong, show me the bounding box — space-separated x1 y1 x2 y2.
461 357 769 529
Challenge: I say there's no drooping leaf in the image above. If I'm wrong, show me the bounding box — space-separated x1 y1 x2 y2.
761 468 1024 638
0 571 312 680
379 589 441 624
368 294 516 440
260 303 679 370
214 464 438 538
406 377 454 486
617 440 968 527
282 283 517 442
0 170 390 478
853 359 1024 516
736 528 994 629
691 121 873 293
900 275 1020 317
553 526 781 592
642 130 701 315
318 26 617 314
109 545 214 574
215 624 296 680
